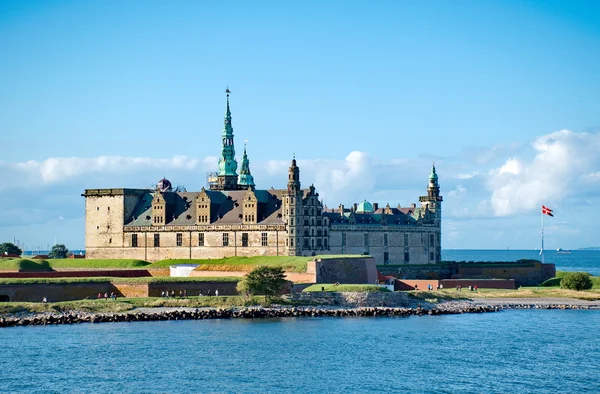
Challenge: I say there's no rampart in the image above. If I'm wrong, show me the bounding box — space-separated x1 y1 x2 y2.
0 281 238 302
378 261 555 287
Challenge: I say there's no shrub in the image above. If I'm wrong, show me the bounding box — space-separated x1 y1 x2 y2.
561 272 593 291
244 266 287 301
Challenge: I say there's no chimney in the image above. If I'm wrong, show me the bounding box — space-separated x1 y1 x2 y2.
339 204 344 216
353 203 358 212
411 203 416 208
373 203 379 211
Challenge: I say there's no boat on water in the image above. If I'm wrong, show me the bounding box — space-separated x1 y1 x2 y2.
556 248 572 254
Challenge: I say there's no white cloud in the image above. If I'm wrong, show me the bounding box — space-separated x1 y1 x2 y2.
486 130 600 216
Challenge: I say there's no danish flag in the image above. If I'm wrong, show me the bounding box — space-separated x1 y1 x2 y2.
542 205 554 217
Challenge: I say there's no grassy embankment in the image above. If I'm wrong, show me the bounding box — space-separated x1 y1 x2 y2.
302 284 391 292
0 276 240 285
0 295 281 315
1 255 367 273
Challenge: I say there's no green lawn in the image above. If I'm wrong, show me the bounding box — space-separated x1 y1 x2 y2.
0 295 281 315
47 259 152 269
302 284 391 292
2 255 368 273
0 259 52 272
154 254 366 273
0 276 241 285
540 273 600 289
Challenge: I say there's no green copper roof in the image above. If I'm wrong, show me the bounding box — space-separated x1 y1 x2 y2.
238 144 255 187
356 200 375 213
218 90 238 177
429 164 438 182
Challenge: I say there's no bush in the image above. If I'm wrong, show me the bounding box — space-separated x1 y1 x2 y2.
244 266 287 301
561 272 593 291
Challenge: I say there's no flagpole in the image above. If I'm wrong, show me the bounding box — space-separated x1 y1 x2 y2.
541 205 544 264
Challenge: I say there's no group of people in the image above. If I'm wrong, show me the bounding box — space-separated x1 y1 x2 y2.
455 285 478 292
97 292 118 300
161 290 186 298
198 289 218 297
414 283 444 291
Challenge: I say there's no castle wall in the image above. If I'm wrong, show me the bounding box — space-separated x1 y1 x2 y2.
327 227 441 265
85 194 126 251
90 229 287 261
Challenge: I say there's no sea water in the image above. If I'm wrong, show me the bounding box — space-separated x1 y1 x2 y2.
443 249 600 276
2 310 599 393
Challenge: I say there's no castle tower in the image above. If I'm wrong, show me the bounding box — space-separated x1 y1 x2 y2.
214 87 239 190
419 164 443 223
237 143 255 189
282 156 301 255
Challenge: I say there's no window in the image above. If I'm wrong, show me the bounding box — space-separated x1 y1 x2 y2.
341 232 346 247
132 234 138 247
384 233 388 247
222 233 229 246
317 219 322 226
304 209 309 216
317 229 321 237
311 239 315 248
317 238 322 247
404 233 409 246
96 207 99 211
429 233 434 246
304 229 309 236
291 208 294 215
324 238 328 248
404 252 409 263
261 233 268 246
242 233 249 247
384 252 389 264
108 207 110 211
109 238 112 244
199 233 204 246
154 233 160 247
290 218 294 226
430 252 434 261
304 219 309 226
176 233 183 247
304 238 309 247
290 238 294 247
324 229 328 237
364 233 369 247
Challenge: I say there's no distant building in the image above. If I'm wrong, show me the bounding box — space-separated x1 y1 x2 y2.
83 91 442 264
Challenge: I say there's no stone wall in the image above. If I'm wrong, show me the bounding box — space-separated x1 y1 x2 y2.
328 227 441 265
458 262 556 287
307 257 377 284
0 283 148 302
287 291 412 307
0 281 238 302
379 262 555 287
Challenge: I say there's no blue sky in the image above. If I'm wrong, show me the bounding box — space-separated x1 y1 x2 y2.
1 0 600 250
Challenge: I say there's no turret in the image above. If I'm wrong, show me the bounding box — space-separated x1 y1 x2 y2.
196 187 211 224
283 156 301 255
237 143 255 189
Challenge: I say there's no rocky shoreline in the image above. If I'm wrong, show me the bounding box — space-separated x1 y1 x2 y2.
1 300 597 328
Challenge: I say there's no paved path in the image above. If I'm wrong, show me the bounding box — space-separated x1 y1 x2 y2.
469 297 600 306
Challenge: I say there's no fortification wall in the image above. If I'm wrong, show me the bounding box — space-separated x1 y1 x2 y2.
0 281 238 302
309 257 377 284
440 279 516 290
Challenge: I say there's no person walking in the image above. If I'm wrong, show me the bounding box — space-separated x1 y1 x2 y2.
215 289 219 297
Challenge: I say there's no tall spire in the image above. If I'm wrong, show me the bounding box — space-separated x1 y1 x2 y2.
215 87 239 190
429 163 438 185
287 155 300 192
238 141 255 189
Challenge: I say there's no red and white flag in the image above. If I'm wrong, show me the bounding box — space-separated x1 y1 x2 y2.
542 205 554 217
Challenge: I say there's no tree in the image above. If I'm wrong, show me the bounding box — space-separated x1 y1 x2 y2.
0 242 22 256
243 266 287 301
48 244 69 259
561 272 592 291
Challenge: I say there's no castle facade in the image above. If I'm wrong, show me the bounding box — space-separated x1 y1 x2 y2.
83 91 443 264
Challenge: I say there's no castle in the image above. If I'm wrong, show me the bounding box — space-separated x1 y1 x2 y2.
83 90 443 264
